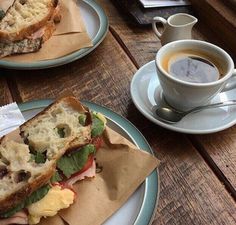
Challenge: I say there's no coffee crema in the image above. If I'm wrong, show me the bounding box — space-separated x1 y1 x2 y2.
162 50 225 83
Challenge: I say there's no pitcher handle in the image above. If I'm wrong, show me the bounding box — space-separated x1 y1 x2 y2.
221 69 236 92
152 17 167 39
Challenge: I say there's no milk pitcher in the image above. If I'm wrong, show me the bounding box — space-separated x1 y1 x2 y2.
152 13 198 45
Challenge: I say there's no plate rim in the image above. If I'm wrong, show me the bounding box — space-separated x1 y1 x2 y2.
0 0 109 70
131 60 236 134
18 99 160 225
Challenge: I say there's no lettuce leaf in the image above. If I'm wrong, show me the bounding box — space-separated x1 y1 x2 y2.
0 185 50 218
0 9 5 20
30 150 46 164
91 113 105 137
57 144 95 178
50 171 62 183
79 114 86 126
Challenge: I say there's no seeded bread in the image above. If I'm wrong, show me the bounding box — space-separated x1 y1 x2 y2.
0 38 42 58
0 97 92 212
0 0 59 42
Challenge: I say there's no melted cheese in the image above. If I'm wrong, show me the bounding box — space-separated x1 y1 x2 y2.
27 185 74 224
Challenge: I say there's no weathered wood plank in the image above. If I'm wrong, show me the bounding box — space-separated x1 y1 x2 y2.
101 1 162 67
146 129 236 225
0 73 13 105
182 5 236 193
191 131 236 192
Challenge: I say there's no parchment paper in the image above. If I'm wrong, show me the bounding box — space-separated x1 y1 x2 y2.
0 0 13 12
0 0 93 62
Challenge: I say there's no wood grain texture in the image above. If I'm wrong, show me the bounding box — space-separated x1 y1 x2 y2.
144 128 236 225
0 72 13 105
185 4 236 195
192 130 236 191
101 1 161 67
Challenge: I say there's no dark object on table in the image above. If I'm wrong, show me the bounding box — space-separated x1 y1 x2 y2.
111 0 192 25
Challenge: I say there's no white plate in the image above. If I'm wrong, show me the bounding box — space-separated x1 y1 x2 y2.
130 60 236 134
19 100 160 225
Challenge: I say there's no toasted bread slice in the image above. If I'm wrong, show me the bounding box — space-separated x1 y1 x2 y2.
20 97 92 159
0 0 59 42
0 97 92 212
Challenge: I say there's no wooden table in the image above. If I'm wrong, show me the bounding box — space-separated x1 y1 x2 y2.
1 1 236 224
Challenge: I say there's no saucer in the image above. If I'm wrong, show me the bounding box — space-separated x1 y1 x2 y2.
130 60 236 134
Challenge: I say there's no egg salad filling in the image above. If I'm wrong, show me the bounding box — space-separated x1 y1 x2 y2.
27 185 75 224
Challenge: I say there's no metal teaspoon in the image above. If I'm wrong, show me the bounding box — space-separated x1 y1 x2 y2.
153 100 236 124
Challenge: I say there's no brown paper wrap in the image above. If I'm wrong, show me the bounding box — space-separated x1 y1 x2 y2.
38 127 159 225
0 0 93 62
0 0 13 12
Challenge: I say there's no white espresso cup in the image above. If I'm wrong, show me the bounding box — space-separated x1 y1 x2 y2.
155 40 236 111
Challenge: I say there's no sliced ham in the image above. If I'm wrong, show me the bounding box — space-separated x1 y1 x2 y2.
65 160 96 186
28 27 45 40
0 211 28 225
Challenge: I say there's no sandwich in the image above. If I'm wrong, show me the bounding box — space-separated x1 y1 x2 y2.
0 96 106 224
0 0 61 58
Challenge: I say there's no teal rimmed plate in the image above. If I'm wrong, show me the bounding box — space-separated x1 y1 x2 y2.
0 0 108 70
18 100 160 225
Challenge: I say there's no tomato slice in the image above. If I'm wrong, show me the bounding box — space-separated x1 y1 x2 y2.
58 154 94 187
92 136 103 150
69 154 94 179
58 138 102 184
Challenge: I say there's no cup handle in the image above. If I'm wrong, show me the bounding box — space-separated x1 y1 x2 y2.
221 69 236 92
152 17 167 39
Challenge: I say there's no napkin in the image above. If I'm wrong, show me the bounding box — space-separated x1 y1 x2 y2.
139 0 190 8
0 102 25 137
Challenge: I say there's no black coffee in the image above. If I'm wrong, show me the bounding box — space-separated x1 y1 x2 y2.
162 50 224 83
